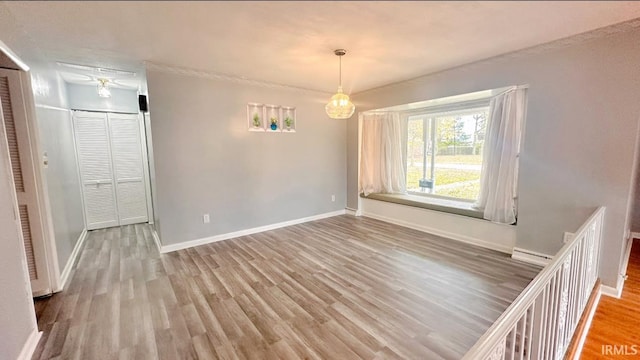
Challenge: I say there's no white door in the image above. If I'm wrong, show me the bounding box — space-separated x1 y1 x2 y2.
74 111 149 230
109 113 148 225
74 111 119 230
0 69 51 295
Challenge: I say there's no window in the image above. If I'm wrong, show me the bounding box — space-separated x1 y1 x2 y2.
405 105 489 201
360 85 526 222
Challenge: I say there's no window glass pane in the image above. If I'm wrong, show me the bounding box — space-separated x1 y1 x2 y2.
406 107 488 201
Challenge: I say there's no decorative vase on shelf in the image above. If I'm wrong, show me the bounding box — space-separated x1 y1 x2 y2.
270 117 278 130
270 123 277 130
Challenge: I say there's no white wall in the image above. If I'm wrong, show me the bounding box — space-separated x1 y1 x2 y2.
30 64 85 275
348 28 640 288
632 183 640 233
630 131 640 234
67 82 138 113
143 112 160 231
0 95 39 360
36 106 85 270
147 69 347 246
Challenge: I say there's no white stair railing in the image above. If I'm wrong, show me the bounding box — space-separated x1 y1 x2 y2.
463 207 605 360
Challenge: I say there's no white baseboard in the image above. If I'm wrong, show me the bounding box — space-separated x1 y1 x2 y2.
161 210 346 253
601 283 622 298
511 247 553 267
151 229 162 253
601 237 633 299
345 207 362 216
601 273 626 298
362 211 513 254
17 329 42 360
570 285 603 360
56 228 88 292
619 235 634 283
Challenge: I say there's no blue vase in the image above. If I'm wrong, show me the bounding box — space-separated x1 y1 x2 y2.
270 123 277 130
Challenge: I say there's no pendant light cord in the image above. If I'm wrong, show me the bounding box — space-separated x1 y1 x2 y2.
339 55 342 87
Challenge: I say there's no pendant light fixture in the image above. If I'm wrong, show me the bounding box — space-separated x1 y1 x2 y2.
325 49 355 119
97 78 111 98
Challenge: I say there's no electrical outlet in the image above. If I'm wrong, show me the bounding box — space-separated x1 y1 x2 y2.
203 214 210 224
331 195 336 202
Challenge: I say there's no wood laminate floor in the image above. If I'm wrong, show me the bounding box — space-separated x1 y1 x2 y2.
32 215 540 360
581 239 640 359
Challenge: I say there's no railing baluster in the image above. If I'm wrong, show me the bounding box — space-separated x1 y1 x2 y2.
547 274 558 359
553 271 563 359
526 305 534 360
574 237 585 330
581 232 590 309
535 286 548 359
461 207 605 360
518 311 526 359
510 327 516 360
569 247 579 330
567 248 578 346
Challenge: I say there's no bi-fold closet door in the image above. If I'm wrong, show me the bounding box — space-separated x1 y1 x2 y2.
74 111 148 230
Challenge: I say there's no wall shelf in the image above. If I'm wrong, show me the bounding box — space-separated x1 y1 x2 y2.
247 103 296 133
282 106 296 133
247 103 265 131
265 104 281 132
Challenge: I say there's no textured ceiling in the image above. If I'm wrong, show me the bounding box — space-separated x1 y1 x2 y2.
1 1 640 93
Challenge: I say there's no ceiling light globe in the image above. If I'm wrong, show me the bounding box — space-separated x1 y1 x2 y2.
97 78 112 98
98 86 111 98
326 86 355 119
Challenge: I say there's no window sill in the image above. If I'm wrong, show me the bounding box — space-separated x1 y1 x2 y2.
361 192 484 220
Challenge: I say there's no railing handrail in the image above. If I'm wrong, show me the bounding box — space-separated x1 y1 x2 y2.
462 206 605 359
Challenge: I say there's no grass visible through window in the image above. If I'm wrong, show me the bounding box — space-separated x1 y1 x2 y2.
407 155 482 200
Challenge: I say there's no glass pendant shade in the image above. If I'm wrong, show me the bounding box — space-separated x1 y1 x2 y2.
326 49 355 119
326 86 355 119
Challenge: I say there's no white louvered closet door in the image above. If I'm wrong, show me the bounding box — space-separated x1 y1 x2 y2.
74 111 119 230
0 68 51 295
108 113 148 225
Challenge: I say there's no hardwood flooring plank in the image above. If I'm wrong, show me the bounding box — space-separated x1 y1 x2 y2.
582 239 640 359
322 319 378 359
266 340 300 359
234 293 282 345
153 328 180 360
213 342 242 360
181 303 207 337
33 216 540 359
192 333 219 360
37 320 70 359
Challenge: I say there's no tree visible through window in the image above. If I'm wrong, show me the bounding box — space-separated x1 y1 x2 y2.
406 106 489 200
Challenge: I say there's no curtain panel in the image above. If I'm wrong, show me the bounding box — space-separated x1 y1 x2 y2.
475 87 528 224
359 112 406 196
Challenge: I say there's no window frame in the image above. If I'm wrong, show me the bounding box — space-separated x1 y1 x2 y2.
402 99 491 203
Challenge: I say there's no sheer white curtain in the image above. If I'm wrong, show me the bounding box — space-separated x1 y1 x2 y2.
359 112 406 196
475 88 527 224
